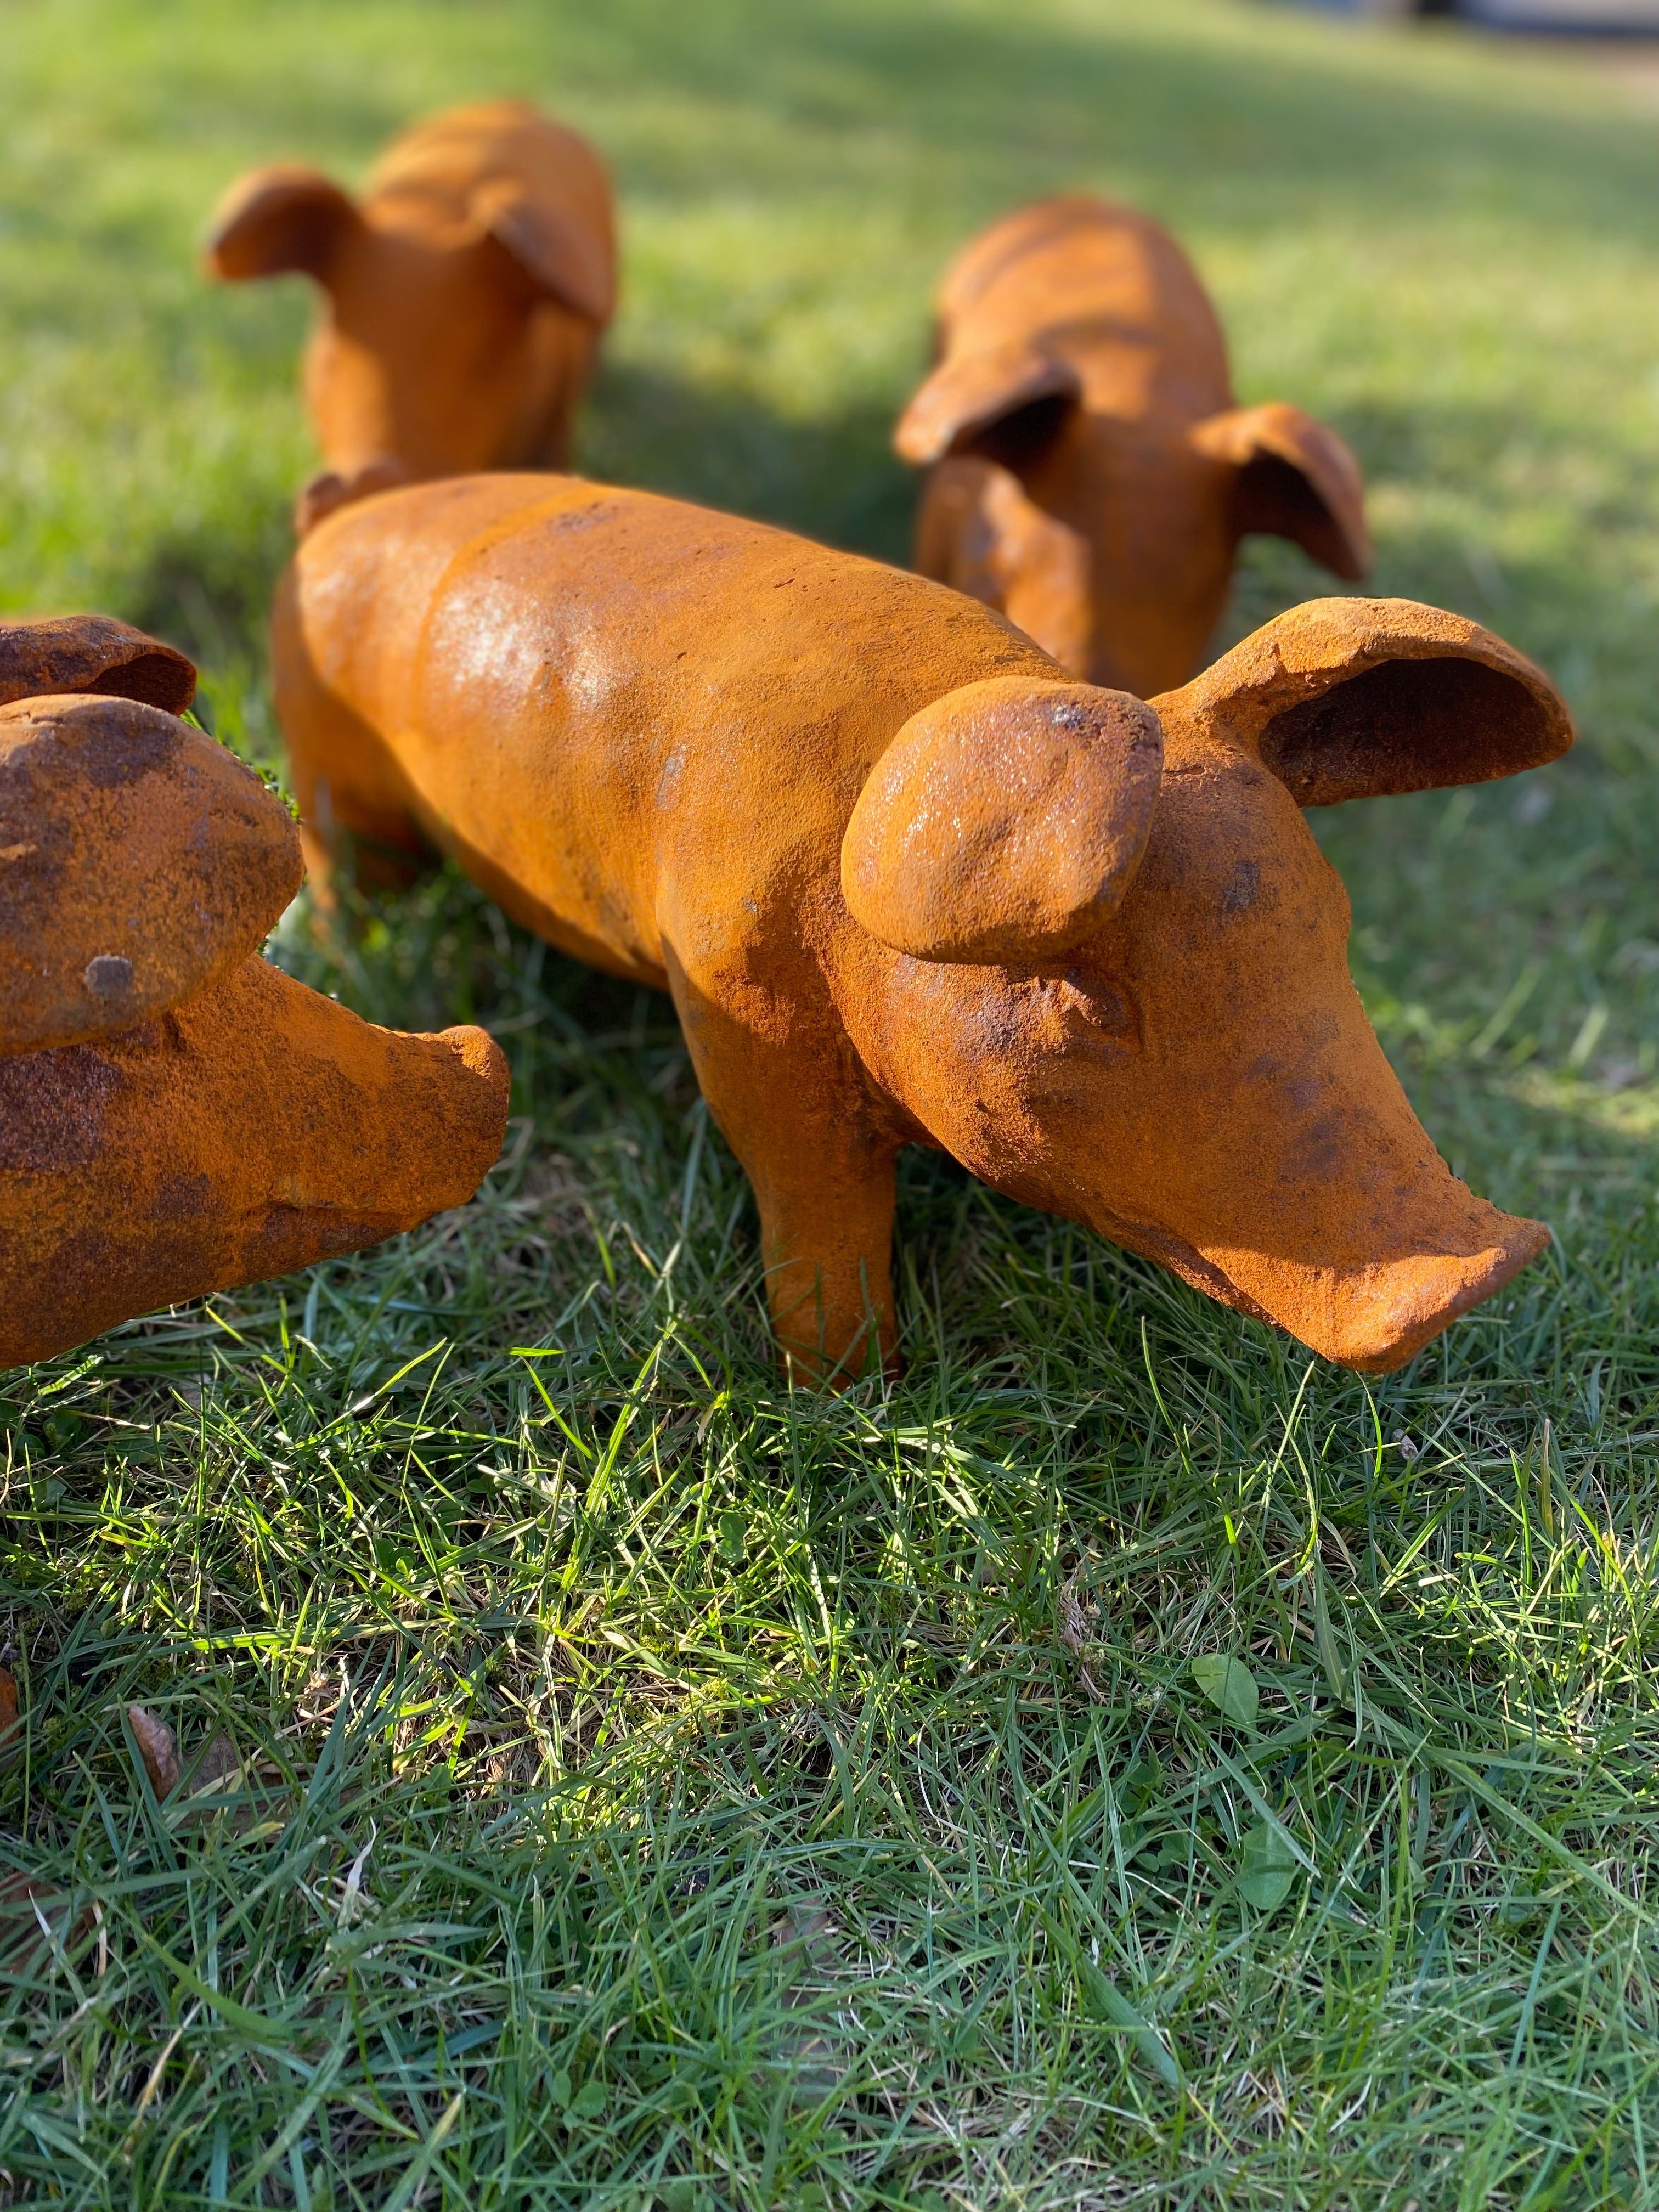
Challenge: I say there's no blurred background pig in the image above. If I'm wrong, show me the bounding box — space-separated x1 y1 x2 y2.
896 196 1372 697
206 99 616 535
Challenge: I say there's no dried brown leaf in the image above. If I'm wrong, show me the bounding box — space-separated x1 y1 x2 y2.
1058 1579 1090 1655
0 1871 90 1967
1059 1575 1109 1700
192 1731 241 1792
127 1705 180 1796
0 1669 19 1767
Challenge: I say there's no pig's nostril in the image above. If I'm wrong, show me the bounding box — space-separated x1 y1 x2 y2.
83 953 135 1000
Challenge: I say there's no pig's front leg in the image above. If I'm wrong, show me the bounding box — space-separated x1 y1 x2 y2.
915 456 1092 676
270 568 432 905
751 1132 899 1387
665 955 899 1386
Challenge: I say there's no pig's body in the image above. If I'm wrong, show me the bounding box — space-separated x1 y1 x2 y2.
208 101 616 534
898 198 1371 697
275 474 1568 1381
275 476 1045 985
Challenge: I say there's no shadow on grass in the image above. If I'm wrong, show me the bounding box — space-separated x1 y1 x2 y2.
583 358 916 566
10 8 1659 2205
125 518 295 678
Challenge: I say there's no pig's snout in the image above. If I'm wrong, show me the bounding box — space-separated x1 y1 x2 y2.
1206 1212 1549 1375
295 456 411 538
388 1021 512 1215
241 991 511 1238
0 960 511 1371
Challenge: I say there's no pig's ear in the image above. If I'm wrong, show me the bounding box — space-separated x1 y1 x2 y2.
1164 597 1572 807
0 696 303 1054
472 181 617 325
894 343 1082 471
1189 403 1371 581
204 165 362 283
842 677 1163 964
0 616 196 714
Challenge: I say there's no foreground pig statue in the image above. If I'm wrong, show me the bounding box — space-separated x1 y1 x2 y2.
206 100 616 535
895 196 1372 697
273 475 1570 1383
0 616 509 1370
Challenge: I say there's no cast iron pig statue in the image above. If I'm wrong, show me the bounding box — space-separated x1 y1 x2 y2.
206 100 616 535
272 475 1568 1384
0 616 509 1370
896 196 1372 697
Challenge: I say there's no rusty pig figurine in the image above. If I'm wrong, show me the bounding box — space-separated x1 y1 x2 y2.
273 475 1567 1384
207 100 616 536
896 196 1372 697
0 617 509 1370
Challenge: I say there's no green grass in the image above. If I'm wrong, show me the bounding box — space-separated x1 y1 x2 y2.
7 0 1659 2202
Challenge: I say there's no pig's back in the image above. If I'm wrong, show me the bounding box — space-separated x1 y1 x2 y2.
365 100 613 276
937 197 1233 424
289 475 1055 978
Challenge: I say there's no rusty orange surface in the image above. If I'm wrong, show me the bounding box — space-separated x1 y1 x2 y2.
273 475 1569 1385
206 100 616 535
0 617 509 1370
0 694 303 1054
0 614 196 713
896 198 1371 697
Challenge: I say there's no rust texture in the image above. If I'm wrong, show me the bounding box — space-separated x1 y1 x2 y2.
0 619 510 1371
895 197 1372 697
273 474 1570 1385
206 99 616 535
0 613 197 713
0 692 303 1053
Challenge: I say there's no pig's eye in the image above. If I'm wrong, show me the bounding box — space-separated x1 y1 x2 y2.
1054 968 1139 1045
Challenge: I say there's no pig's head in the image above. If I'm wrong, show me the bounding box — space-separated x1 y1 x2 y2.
0 614 510 1369
896 349 1370 696
841 599 1571 1372
205 160 615 533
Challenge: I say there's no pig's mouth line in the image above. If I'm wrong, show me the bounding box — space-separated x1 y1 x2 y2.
257 1192 427 1228
1076 1200 1279 1325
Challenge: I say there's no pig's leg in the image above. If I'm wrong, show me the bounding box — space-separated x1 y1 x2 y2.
913 456 988 589
750 1133 899 1386
915 457 1092 675
270 568 432 905
522 312 600 471
665 958 899 1385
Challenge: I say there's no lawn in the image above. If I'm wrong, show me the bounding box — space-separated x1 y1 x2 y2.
4 0 1659 2203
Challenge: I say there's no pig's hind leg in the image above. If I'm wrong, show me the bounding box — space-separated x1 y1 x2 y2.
665 957 900 1387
